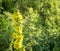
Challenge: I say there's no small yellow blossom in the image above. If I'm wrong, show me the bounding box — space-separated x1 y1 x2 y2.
17 35 24 41
18 14 22 20
13 33 18 38
14 26 22 33
12 11 22 21
14 40 23 50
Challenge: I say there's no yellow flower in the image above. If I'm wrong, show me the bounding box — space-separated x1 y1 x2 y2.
14 26 22 33
18 14 22 21
13 33 18 38
12 11 22 21
17 35 24 41
14 40 23 50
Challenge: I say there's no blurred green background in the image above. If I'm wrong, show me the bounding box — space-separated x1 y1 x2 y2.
0 0 60 51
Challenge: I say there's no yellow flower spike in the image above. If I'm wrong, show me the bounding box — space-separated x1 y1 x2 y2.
13 33 18 39
12 11 24 50
13 40 23 50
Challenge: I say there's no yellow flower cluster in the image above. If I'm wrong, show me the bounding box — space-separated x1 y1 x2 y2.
13 40 23 50
12 11 24 50
12 11 22 20
13 33 24 41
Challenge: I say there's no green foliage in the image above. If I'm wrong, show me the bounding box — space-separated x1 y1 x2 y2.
0 0 60 51
0 12 13 51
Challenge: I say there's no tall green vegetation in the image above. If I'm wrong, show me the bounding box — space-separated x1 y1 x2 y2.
0 0 60 51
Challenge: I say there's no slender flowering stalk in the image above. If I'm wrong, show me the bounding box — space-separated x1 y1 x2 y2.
12 11 24 50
